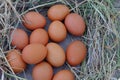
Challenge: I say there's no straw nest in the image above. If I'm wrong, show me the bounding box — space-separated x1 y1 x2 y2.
0 0 120 80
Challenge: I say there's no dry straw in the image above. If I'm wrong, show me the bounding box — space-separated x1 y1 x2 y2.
0 0 120 80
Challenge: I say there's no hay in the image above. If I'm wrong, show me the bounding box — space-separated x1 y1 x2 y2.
0 0 120 80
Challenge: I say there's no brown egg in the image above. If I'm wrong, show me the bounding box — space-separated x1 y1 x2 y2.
66 40 87 66
46 42 65 67
48 4 70 21
32 62 53 80
22 43 47 64
48 21 67 42
53 70 75 80
65 13 86 36
6 49 26 73
23 11 46 30
11 29 28 50
30 28 49 45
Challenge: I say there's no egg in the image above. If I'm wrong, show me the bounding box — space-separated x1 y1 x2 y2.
22 43 47 64
46 42 65 67
48 21 67 42
11 28 28 50
32 62 53 80
48 4 70 21
66 40 87 66
6 49 26 73
53 70 75 80
30 28 49 45
23 11 46 30
65 13 86 36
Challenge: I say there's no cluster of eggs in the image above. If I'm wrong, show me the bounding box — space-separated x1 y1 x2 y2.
6 4 87 80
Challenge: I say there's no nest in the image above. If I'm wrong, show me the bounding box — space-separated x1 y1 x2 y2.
0 0 120 80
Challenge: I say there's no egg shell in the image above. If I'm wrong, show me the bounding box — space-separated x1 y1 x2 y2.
65 13 86 36
48 21 67 42
46 42 65 67
7 49 26 73
66 40 87 66
22 43 47 64
30 28 49 45
23 11 46 30
53 70 75 80
32 62 53 80
11 29 29 50
48 4 70 21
